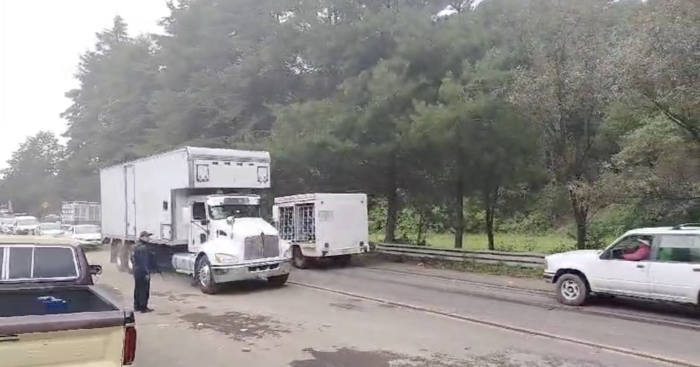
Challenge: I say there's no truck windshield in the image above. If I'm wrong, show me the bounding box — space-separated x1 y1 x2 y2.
209 205 261 220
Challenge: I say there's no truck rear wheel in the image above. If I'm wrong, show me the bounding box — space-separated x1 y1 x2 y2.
292 246 309 269
267 274 289 287
195 256 220 295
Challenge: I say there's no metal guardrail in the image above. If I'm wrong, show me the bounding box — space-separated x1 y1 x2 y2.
375 243 545 268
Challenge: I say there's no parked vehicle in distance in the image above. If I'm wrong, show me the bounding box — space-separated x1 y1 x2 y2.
67 224 102 247
0 217 14 234
13 215 39 235
273 193 370 269
36 222 65 237
43 214 61 222
0 236 137 366
544 223 700 308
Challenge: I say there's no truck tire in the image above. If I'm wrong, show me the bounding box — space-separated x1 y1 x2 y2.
555 273 589 306
267 274 289 287
195 256 220 295
292 246 309 269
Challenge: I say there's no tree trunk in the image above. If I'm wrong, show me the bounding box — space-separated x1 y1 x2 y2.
570 194 588 249
454 165 465 249
416 208 427 246
483 185 500 251
384 157 398 243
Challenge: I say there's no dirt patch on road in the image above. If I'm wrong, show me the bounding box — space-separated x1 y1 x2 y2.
180 311 289 341
289 348 457 367
329 302 363 311
288 347 607 367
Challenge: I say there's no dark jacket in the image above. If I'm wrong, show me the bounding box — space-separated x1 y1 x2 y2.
132 241 157 277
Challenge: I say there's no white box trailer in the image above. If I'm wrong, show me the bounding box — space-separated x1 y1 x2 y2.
61 201 101 225
273 193 370 268
100 146 292 294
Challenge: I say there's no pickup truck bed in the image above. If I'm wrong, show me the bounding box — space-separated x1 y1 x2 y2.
0 287 118 317
0 286 134 367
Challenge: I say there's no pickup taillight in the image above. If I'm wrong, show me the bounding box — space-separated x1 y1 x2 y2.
123 325 137 365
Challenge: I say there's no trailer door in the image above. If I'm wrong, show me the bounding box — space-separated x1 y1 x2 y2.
124 164 137 237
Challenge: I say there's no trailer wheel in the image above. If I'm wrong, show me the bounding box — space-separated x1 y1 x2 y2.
195 256 220 295
292 246 309 269
267 274 289 287
333 255 352 267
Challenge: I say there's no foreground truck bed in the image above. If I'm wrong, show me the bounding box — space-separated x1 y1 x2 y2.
0 237 137 366
0 286 136 367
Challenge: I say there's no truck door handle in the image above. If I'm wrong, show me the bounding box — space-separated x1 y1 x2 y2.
636 264 645 268
693 268 700 272
0 334 19 342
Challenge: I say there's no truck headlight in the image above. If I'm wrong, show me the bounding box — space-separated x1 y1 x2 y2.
543 257 549 270
283 248 293 259
214 253 238 264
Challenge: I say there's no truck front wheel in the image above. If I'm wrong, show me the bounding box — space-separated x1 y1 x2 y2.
555 273 589 306
292 246 309 269
267 274 289 287
195 256 220 295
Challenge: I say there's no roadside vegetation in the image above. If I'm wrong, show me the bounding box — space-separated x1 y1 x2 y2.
1 0 697 256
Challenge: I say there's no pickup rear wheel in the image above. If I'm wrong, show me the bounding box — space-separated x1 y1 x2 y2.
555 273 589 306
195 256 220 295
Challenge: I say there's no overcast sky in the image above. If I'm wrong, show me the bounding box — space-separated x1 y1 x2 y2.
0 0 169 168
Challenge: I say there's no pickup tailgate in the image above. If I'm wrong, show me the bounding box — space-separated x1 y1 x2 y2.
0 287 134 367
0 311 130 367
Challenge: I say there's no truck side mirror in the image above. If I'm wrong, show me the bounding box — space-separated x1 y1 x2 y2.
272 205 279 226
201 219 210 225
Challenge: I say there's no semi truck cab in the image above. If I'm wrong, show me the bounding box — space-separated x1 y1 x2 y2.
174 193 292 294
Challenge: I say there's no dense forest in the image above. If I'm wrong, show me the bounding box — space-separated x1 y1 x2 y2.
0 0 697 252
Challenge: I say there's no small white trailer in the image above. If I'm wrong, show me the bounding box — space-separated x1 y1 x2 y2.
273 193 370 268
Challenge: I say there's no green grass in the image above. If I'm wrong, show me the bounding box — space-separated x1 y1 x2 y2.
371 232 577 254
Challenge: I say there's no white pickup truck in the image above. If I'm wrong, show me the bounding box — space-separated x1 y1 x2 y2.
544 224 700 307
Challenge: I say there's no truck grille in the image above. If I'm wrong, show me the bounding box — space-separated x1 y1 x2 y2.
244 235 280 260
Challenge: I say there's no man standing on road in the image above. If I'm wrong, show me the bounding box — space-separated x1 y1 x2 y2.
132 231 156 313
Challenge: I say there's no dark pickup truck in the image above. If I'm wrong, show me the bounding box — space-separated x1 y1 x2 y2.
0 236 137 367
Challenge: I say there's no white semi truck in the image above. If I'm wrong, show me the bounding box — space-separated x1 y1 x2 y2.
100 146 292 294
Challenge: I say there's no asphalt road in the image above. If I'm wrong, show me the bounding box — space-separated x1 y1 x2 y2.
88 250 698 367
